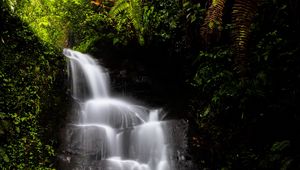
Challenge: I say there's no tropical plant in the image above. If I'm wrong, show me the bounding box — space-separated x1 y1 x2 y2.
110 0 145 44
191 0 300 169
232 0 260 77
200 0 226 44
200 0 260 78
1 1 66 168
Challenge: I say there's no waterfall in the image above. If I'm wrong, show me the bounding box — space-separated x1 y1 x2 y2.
62 49 171 170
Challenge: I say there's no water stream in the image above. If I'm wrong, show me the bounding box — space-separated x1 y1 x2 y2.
63 49 171 170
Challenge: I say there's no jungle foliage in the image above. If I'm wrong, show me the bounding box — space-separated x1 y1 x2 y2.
190 0 300 169
1 0 300 169
1 0 66 168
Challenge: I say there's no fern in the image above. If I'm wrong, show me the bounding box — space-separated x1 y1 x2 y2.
200 0 260 78
232 0 259 77
200 0 226 44
110 0 143 29
109 0 144 44
109 0 129 16
130 0 143 31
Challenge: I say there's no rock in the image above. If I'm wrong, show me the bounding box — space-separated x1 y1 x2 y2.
59 119 195 170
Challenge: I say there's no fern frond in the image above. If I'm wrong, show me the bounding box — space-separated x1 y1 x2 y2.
129 0 143 31
109 0 145 44
232 0 259 77
109 0 129 16
200 0 226 44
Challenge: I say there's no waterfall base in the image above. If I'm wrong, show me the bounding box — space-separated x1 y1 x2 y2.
58 120 193 170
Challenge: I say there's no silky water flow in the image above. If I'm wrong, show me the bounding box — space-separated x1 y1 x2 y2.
63 49 171 170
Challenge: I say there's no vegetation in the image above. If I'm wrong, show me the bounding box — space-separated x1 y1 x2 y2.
190 0 300 169
1 0 299 169
0 0 66 168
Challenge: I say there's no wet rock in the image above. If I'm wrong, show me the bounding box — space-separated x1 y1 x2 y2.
61 124 112 157
59 119 195 170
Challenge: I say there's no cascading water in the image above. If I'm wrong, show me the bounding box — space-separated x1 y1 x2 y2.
62 49 171 170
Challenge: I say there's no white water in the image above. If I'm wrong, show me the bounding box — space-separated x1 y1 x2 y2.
64 49 170 170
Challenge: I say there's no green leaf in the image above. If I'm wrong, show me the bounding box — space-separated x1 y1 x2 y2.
0 147 10 162
271 140 290 152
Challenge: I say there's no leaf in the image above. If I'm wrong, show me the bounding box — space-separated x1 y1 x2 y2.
202 106 211 117
138 35 144 45
280 158 293 170
113 37 120 44
0 147 10 162
271 140 290 152
16 127 20 133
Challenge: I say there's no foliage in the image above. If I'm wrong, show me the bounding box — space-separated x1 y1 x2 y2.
108 0 204 46
232 0 260 77
9 0 205 50
200 0 260 77
0 1 66 168
110 0 146 44
8 0 108 50
190 0 300 169
200 0 226 43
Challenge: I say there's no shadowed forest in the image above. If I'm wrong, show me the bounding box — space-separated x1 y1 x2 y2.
1 0 300 169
